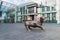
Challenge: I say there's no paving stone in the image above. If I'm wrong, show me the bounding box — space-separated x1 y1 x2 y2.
0 23 60 40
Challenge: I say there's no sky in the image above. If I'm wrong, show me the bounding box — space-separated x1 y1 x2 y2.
2 0 56 6
2 0 31 5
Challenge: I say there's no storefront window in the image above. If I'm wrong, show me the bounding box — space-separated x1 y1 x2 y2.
47 13 50 20
52 13 56 20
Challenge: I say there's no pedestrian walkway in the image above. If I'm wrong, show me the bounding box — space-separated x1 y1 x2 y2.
0 23 60 40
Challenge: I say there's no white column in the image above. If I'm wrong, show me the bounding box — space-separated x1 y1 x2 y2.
14 8 17 23
27 9 28 14
50 7 52 11
15 12 16 23
50 7 52 21
34 7 36 13
50 13 52 20
56 0 60 24
34 7 37 21
56 11 60 24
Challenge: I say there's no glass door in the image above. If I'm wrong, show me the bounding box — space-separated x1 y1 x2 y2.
52 13 56 23
47 13 50 22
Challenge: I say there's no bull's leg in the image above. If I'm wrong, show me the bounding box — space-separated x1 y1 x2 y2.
38 26 44 30
25 25 31 31
28 26 32 31
28 26 32 30
25 25 28 31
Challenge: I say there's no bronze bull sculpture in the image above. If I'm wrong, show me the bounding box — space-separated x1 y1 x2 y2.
24 17 45 31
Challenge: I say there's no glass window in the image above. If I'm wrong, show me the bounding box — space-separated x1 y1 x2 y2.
52 7 56 11
52 7 54 11
0 1 2 10
0 1 2 5
20 8 22 14
17 7 20 12
52 13 56 20
22 6 25 14
0 1 1 4
42 14 44 16
47 6 50 11
47 13 50 20
42 6 45 12
28 7 34 13
0 11 2 17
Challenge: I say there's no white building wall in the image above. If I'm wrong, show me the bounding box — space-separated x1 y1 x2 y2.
37 8 42 13
56 0 60 24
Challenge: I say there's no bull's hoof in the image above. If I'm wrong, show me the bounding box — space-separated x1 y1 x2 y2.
28 29 31 31
41 28 45 31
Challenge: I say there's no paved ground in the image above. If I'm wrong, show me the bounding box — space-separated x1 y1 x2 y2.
0 23 60 40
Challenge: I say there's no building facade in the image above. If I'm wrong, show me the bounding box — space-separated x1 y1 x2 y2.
0 1 16 23
1 1 60 24
15 2 57 23
0 1 6 23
